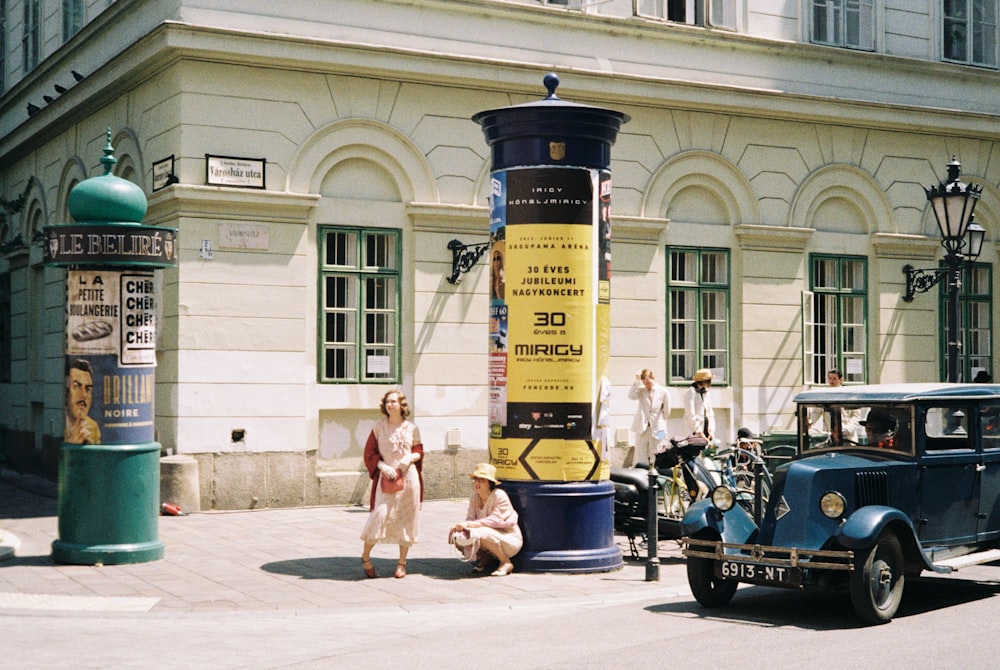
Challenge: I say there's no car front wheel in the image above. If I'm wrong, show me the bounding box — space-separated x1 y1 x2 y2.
686 534 738 608
849 531 905 624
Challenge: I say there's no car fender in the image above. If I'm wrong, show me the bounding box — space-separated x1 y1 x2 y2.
837 506 916 548
681 499 757 544
836 506 942 572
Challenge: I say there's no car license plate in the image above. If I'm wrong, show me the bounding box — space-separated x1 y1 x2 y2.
716 560 801 586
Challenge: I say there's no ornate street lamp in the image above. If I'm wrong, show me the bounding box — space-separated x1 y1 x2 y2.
902 157 984 382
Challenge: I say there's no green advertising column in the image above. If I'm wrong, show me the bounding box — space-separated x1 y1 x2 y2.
44 130 178 565
474 74 628 572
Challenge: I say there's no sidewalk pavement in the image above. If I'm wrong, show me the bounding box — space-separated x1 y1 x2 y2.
0 466 691 615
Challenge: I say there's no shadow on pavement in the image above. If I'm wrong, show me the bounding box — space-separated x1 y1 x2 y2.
261 555 476 581
0 553 56 568
645 574 1000 629
898 575 1000 618
1 467 58 520
645 587 866 630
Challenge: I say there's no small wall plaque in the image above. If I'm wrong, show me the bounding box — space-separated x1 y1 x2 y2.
219 223 270 251
152 156 176 192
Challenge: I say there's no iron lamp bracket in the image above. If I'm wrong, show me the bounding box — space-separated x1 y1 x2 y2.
447 239 489 285
902 264 950 303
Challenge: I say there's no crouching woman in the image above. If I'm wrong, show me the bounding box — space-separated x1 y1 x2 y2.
448 463 523 576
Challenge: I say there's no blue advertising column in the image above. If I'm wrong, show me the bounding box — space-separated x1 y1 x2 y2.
43 130 177 565
473 74 628 572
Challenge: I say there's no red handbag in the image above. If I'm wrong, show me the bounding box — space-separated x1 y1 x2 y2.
380 468 405 494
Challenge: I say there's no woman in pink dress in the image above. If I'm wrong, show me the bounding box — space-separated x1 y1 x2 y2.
448 463 522 576
360 390 423 579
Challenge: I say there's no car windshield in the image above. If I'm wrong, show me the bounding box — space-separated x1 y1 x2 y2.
799 403 914 456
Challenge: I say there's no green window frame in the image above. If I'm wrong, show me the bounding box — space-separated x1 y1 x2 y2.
667 247 730 385
319 226 400 383
939 262 992 382
804 254 868 385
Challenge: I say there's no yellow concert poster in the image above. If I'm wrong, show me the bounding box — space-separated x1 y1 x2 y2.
488 166 611 482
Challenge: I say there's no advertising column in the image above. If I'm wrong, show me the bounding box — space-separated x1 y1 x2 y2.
476 74 627 572
44 131 177 565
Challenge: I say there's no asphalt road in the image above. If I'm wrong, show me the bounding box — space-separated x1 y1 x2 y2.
4 565 1000 668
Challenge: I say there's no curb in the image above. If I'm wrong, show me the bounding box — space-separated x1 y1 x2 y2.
0 528 21 561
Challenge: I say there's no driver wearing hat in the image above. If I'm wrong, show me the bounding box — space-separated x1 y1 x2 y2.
862 410 899 449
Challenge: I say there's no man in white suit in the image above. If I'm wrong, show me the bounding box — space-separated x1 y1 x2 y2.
684 368 715 440
629 369 671 470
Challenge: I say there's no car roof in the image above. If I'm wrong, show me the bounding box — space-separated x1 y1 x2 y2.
794 383 1000 404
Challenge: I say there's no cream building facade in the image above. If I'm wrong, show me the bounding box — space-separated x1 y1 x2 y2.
1 0 998 508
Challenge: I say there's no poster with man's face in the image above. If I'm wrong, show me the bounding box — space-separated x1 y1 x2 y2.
64 358 101 445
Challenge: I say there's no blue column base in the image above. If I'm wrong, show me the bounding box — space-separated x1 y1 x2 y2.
504 480 623 573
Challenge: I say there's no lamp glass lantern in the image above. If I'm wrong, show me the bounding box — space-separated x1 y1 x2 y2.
965 219 985 262
925 157 982 254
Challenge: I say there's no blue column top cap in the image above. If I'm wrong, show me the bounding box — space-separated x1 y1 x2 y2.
472 73 630 170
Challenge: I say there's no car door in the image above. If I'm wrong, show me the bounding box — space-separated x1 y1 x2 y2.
978 402 1000 541
919 406 980 547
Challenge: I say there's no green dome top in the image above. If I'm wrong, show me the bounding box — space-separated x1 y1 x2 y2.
68 129 147 224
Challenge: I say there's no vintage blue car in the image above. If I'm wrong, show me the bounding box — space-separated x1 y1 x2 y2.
681 383 1000 624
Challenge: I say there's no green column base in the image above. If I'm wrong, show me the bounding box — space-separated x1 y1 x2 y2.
51 539 164 565
51 441 164 565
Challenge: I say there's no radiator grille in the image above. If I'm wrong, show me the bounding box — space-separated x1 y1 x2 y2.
855 471 888 507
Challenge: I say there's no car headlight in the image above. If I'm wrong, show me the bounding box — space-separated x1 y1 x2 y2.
819 491 847 519
711 486 736 512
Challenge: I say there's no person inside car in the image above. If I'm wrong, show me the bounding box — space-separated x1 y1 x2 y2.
862 409 899 449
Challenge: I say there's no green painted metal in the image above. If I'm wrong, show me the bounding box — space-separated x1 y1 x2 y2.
46 129 168 566
51 442 164 565
67 130 147 223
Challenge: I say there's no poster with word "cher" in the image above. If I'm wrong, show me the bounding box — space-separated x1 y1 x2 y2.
64 270 156 446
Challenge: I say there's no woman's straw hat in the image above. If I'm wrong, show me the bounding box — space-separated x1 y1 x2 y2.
469 462 500 484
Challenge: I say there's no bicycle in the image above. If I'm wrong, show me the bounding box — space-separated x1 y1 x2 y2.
654 436 716 521
611 435 717 558
710 438 773 518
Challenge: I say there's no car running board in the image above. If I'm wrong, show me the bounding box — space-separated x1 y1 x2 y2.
932 548 1000 571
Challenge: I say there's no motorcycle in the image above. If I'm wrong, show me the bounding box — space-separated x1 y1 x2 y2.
611 435 715 560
